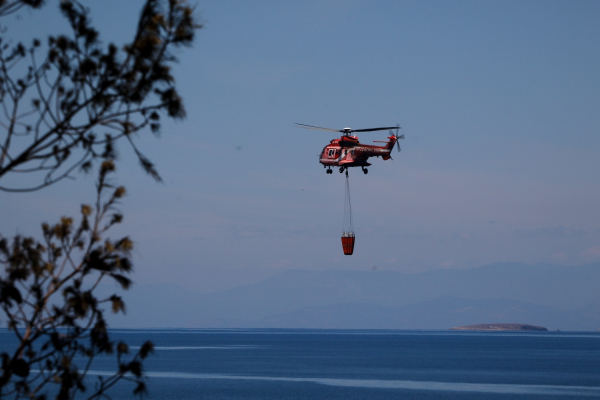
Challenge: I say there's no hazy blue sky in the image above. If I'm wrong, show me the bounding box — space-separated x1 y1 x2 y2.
1 0 599 292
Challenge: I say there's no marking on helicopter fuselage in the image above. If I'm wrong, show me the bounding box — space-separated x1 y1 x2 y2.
321 146 391 164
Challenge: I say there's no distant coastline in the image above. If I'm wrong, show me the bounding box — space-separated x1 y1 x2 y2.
450 323 548 332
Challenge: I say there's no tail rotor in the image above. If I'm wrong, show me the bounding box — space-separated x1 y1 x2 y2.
391 124 404 152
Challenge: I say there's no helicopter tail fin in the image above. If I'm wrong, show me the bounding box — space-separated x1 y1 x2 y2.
386 126 404 153
385 136 397 149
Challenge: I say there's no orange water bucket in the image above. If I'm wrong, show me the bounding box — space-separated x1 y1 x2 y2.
341 234 355 255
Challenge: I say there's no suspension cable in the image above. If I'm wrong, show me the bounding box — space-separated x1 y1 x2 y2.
342 170 353 235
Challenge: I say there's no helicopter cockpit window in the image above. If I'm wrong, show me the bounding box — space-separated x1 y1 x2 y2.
328 149 335 157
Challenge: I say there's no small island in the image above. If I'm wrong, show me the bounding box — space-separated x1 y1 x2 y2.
450 323 548 332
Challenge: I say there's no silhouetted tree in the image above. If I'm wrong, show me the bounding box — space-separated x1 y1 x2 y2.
0 1 200 398
0 0 200 192
1 161 154 399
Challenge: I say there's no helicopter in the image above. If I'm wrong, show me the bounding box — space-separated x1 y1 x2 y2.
295 123 404 174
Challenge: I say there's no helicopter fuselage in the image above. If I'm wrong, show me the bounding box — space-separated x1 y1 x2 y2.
319 135 397 171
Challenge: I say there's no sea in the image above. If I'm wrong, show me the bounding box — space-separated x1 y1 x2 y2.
2 329 600 399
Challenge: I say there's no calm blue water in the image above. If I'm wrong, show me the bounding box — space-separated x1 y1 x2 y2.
2 329 600 399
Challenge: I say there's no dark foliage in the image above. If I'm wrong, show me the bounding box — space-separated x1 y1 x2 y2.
0 1 200 398
0 161 155 399
0 0 201 192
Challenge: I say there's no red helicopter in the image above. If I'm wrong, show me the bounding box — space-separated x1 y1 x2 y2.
296 123 404 174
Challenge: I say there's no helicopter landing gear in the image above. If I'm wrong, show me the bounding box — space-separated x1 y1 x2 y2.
326 168 332 174
362 167 368 175
339 166 345 174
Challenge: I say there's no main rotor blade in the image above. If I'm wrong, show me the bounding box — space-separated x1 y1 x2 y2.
295 123 341 132
352 126 399 132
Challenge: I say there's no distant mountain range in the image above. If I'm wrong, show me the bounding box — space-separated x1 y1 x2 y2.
105 262 600 331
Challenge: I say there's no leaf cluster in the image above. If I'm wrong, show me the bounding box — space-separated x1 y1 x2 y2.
0 162 154 399
0 0 201 192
